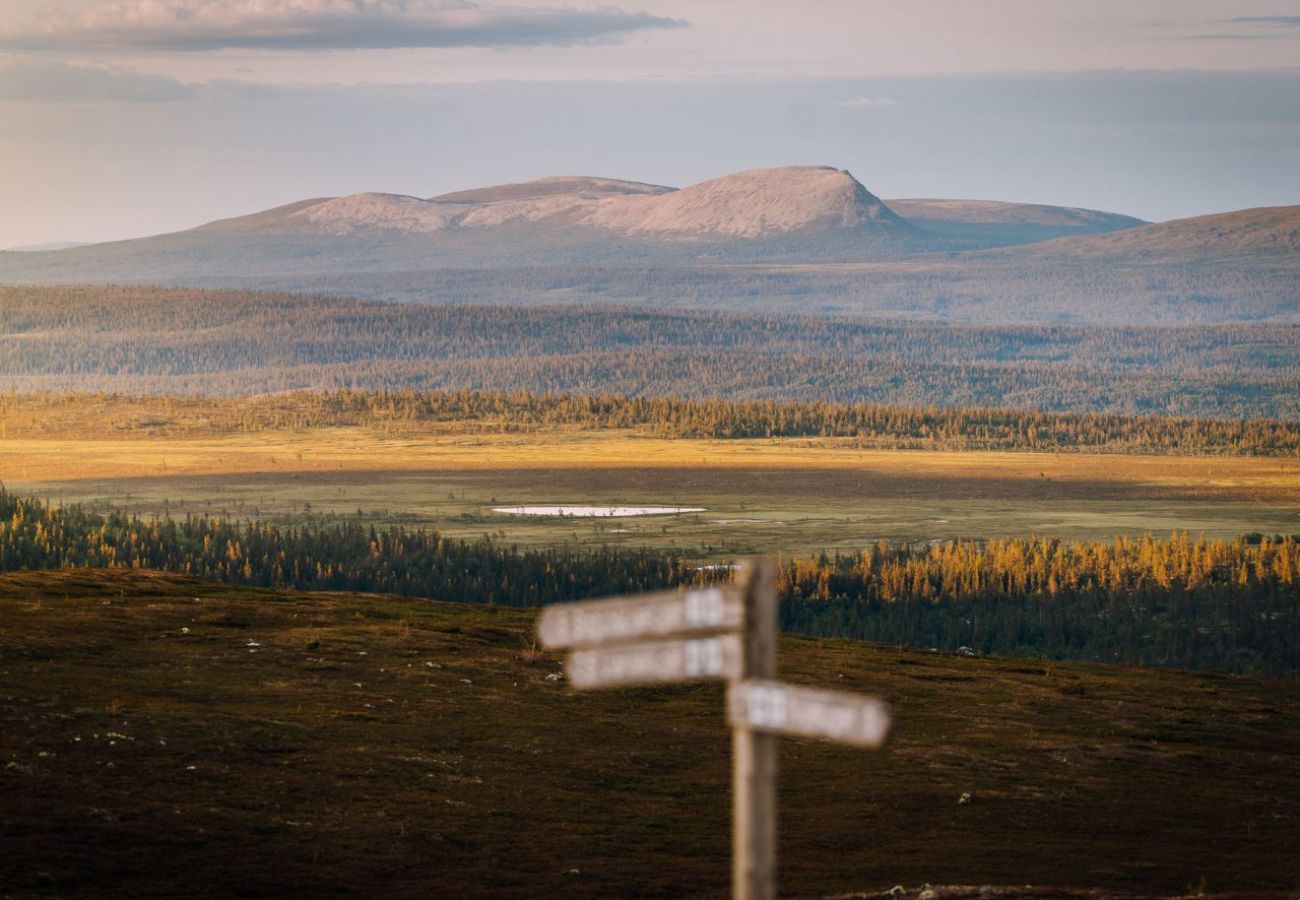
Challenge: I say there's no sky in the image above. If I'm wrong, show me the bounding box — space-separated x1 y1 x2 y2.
1 0 1298 247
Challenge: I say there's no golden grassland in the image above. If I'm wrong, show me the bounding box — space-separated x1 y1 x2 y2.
3 427 1299 555
4 426 1299 490
2 570 1298 899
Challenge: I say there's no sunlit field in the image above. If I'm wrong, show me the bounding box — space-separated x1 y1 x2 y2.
5 427 1297 556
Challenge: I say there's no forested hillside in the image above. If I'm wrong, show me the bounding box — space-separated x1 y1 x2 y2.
4 389 1300 455
0 488 1294 674
2 286 1297 417
3 253 1295 324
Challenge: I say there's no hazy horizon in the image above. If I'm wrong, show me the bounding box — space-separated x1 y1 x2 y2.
2 0 1299 247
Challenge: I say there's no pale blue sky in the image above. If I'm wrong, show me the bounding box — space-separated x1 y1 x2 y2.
1 0 1299 246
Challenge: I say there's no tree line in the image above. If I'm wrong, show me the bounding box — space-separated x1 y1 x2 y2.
779 535 1299 675
0 488 698 606
3 388 1298 455
1 487 1295 674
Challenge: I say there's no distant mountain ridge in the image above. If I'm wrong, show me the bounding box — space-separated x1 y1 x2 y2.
0 165 1294 326
202 166 918 241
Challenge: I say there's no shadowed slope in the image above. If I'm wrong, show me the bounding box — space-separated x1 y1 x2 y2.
886 198 1145 246
1002 205 1300 260
2 570 1298 899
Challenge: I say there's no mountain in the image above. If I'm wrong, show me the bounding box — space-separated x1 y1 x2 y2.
199 166 917 241
579 167 913 238
0 167 1294 325
884 198 1145 246
0 166 931 287
1006 205 1300 261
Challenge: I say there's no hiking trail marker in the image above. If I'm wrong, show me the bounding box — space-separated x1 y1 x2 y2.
535 558 892 900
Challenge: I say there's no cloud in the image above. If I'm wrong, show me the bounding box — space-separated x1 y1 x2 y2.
1187 15 1300 40
0 58 198 101
1185 33 1291 41
1226 17 1300 28
835 96 900 109
0 0 686 52
0 57 294 102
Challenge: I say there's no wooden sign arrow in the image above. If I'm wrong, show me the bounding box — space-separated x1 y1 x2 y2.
727 679 891 749
537 585 742 650
566 633 744 690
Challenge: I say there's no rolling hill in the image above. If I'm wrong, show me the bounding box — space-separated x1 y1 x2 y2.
1007 204 1300 260
884 198 1146 246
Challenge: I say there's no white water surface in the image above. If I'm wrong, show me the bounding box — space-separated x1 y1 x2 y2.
492 505 705 518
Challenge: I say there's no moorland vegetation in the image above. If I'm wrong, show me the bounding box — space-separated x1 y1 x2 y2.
5 570 1300 898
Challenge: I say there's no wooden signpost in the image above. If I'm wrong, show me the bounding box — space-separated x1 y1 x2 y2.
538 585 743 650
566 634 744 689
727 680 891 749
535 557 892 900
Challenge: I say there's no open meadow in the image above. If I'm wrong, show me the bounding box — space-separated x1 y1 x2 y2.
1 570 1297 899
4 427 1299 556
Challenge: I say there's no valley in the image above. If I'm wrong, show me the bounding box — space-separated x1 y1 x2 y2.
4 427 1298 556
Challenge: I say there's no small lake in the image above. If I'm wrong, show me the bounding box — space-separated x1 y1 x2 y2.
491 505 705 518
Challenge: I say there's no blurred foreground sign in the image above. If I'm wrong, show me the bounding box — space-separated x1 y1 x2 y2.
535 559 892 900
728 679 891 749
538 585 742 650
566 633 744 689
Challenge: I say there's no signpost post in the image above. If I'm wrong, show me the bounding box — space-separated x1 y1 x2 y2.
535 557 892 900
731 558 779 900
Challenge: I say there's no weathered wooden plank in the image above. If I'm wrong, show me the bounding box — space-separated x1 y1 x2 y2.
564 633 743 690
727 679 891 749
537 585 742 650
732 558 778 900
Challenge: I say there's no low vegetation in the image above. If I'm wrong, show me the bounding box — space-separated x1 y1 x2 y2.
2 570 1298 898
11 439 1297 559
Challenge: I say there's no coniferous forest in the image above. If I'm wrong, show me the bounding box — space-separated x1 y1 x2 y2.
2 285 1298 418
4 388 1300 455
2 488 1295 675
